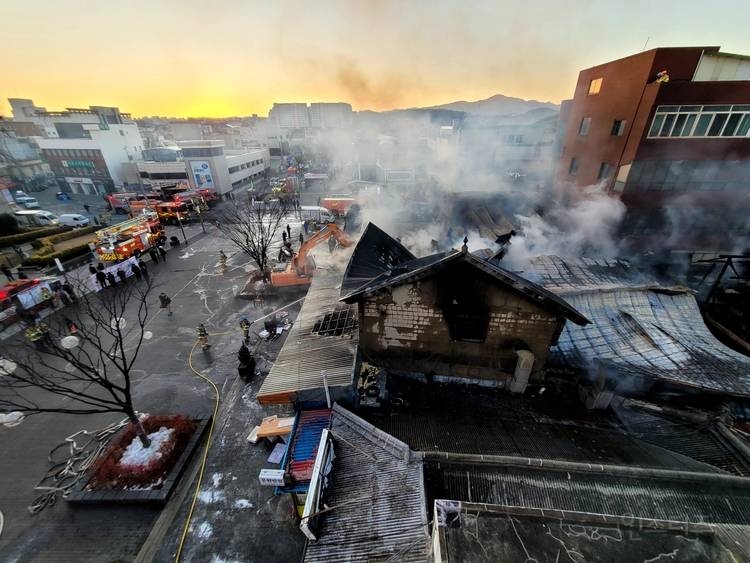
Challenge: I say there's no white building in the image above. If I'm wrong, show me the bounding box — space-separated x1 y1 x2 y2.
9 99 145 194
178 140 270 195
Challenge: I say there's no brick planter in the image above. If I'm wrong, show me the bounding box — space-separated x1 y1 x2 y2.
67 417 210 505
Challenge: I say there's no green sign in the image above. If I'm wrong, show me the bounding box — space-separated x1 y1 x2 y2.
63 160 95 169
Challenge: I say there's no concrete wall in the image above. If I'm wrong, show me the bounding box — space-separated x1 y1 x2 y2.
357 267 563 382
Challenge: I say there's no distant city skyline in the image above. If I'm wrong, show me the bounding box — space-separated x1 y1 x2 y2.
3 0 750 118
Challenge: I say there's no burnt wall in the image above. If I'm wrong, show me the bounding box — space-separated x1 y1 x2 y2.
358 265 562 382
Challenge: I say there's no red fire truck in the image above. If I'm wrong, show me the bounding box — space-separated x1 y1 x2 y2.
93 212 165 262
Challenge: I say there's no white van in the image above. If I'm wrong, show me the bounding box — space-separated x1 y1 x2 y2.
15 210 59 227
298 206 334 224
58 214 90 228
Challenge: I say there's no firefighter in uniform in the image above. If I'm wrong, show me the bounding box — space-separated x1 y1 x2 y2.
219 250 228 274
197 323 210 350
239 316 251 343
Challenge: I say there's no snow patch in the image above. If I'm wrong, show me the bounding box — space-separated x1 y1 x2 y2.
198 489 226 504
212 472 222 487
234 499 253 509
119 427 173 468
196 521 213 539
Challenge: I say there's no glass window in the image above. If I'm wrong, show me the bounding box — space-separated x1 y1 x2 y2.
649 115 665 137
693 114 713 136
588 78 602 95
611 120 626 136
579 117 591 136
658 106 679 113
708 114 728 136
679 106 701 112
737 115 750 136
722 114 742 136
680 115 697 136
597 162 611 180
569 157 579 175
731 105 750 112
659 114 676 136
672 114 688 136
704 105 731 112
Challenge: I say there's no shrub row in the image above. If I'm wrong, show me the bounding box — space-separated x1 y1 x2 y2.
0 226 72 248
22 243 92 267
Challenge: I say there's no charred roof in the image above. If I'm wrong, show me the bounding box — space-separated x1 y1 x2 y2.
341 228 590 326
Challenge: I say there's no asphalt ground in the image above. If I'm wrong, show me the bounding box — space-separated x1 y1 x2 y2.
0 224 309 562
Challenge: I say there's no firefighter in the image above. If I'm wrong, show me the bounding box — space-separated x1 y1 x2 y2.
239 316 251 342
197 323 210 349
219 250 228 274
237 343 255 381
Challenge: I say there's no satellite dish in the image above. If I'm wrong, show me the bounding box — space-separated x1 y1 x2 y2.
61 336 81 349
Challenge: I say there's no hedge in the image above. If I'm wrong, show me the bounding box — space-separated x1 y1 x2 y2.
0 226 72 248
22 243 92 268
47 226 97 244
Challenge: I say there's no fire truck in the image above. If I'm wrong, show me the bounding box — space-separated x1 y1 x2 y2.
93 211 165 262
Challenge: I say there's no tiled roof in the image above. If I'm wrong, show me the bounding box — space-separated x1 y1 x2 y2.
303 404 429 563
341 238 590 325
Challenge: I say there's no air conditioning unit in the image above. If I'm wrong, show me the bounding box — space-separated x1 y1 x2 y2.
258 469 285 486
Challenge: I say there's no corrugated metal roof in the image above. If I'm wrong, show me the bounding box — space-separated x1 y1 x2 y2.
424 462 750 525
257 262 358 404
526 256 750 398
303 404 429 563
363 409 725 474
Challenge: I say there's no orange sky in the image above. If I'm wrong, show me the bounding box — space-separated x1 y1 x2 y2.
3 0 750 118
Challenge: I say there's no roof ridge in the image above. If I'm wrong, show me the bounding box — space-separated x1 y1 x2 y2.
332 403 412 461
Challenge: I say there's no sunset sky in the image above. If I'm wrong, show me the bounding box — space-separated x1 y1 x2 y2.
3 0 750 118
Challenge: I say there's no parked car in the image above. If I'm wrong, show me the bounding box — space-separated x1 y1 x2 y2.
58 214 90 228
14 191 40 209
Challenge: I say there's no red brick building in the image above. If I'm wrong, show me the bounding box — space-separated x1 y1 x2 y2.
557 47 750 250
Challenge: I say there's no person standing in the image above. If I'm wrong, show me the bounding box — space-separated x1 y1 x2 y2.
138 259 149 281
149 248 160 264
106 272 117 287
83 203 91 214
303 220 309 235
286 224 291 239
131 263 142 281
159 292 173 315
282 230 287 244
299 232 304 246
88 264 97 276
158 245 167 261
95 269 107 289
1 264 14 281
116 268 127 284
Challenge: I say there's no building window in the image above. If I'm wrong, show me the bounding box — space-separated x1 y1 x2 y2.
569 157 579 175
647 105 750 138
588 78 603 95
611 120 626 136
578 118 591 136
597 162 612 180
119 130 125 136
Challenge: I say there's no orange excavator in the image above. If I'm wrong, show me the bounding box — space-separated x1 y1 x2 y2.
271 223 353 288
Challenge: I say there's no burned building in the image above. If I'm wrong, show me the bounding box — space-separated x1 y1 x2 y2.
341 224 589 389
525 255 750 409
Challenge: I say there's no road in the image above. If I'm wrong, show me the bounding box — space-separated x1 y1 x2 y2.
0 224 306 562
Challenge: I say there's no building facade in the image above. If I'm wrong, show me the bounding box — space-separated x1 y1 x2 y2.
9 99 145 194
178 140 270 195
556 47 750 250
269 103 310 130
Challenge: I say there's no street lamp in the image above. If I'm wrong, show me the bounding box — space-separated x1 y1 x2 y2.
176 213 188 245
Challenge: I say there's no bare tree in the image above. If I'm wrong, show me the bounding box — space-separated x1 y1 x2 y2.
216 199 289 275
0 276 156 447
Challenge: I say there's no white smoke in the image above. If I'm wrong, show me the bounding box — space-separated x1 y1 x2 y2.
504 186 626 267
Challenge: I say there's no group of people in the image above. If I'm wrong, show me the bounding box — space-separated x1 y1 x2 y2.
88 245 168 290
